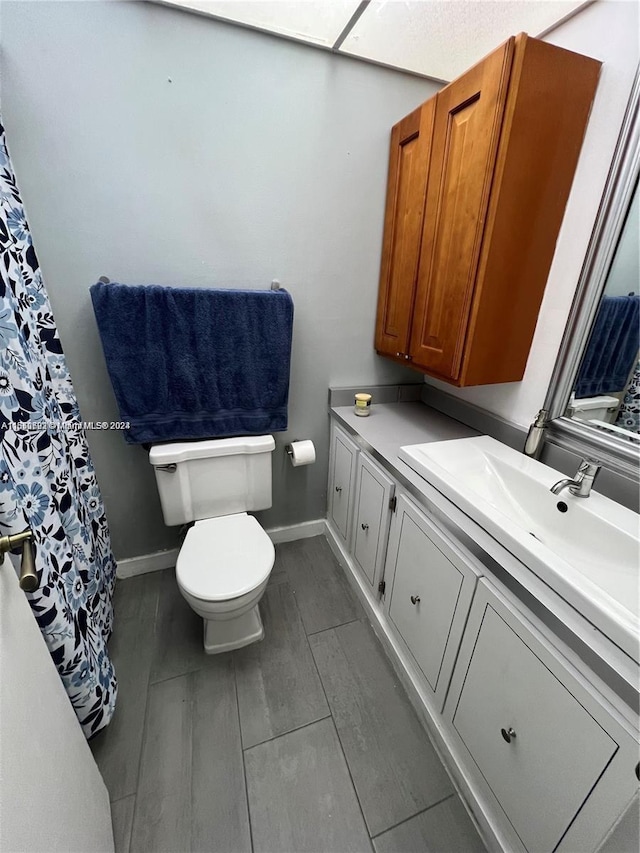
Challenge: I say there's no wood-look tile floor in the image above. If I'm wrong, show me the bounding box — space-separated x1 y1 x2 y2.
91 536 487 853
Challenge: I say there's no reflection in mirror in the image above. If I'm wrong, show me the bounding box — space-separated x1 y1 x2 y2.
565 181 639 437
544 72 638 482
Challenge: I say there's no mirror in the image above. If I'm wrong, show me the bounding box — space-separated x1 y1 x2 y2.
565 181 639 435
544 71 639 476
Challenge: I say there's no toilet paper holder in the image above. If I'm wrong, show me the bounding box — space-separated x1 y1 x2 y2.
284 439 316 467
285 442 299 459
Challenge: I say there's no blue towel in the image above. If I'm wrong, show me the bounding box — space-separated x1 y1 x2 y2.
574 295 640 398
90 282 294 444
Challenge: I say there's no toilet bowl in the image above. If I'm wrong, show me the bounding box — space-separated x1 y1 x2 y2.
176 513 275 654
149 434 277 654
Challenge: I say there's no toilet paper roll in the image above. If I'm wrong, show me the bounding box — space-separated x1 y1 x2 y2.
289 440 316 467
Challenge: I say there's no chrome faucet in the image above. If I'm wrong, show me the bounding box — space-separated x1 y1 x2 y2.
550 458 601 498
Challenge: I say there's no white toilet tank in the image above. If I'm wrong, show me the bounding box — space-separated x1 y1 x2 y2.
149 435 275 526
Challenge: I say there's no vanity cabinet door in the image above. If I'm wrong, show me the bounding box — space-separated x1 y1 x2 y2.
352 454 394 593
446 580 632 853
328 423 359 546
384 494 479 709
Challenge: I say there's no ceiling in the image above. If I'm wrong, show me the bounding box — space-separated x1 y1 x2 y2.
151 0 592 82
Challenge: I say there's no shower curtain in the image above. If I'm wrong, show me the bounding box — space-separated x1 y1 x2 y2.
0 121 117 737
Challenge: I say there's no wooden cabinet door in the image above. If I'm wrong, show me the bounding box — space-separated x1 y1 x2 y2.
384 494 479 709
375 101 435 359
352 454 394 592
409 39 514 380
328 424 359 546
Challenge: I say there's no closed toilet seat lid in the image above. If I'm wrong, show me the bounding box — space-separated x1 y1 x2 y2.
176 514 275 601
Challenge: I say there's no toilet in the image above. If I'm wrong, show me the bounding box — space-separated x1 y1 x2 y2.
149 435 276 654
567 393 619 424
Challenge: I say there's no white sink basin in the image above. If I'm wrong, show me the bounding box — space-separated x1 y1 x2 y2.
399 435 640 661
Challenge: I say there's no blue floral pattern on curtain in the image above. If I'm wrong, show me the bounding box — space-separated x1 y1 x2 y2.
0 121 117 737
615 360 640 434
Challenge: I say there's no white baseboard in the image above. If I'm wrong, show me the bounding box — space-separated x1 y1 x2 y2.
116 548 180 579
115 519 326 578
266 519 326 544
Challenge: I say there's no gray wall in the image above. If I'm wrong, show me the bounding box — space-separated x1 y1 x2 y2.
0 0 437 559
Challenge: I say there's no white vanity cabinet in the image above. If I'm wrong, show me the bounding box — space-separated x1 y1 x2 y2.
445 579 640 853
352 453 395 594
325 412 639 853
383 494 480 710
328 423 359 545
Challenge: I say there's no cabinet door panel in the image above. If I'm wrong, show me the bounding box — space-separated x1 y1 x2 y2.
353 455 394 590
452 601 617 853
389 512 463 691
329 426 358 544
375 101 435 359
410 39 514 380
385 495 479 708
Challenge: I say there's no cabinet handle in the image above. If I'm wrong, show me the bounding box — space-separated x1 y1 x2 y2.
361 523 369 531
410 595 420 605
501 727 517 744
335 486 342 493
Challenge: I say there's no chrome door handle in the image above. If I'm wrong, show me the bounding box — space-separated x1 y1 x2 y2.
0 528 38 592
19 540 38 592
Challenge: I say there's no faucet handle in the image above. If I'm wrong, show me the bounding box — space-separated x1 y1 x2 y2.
579 457 601 473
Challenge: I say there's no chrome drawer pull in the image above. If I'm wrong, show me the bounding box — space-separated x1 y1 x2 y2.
335 486 342 493
361 523 369 531
410 595 420 605
501 727 517 744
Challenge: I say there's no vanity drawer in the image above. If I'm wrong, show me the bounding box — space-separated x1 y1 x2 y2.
328 423 359 544
384 494 479 708
352 454 394 591
448 581 618 853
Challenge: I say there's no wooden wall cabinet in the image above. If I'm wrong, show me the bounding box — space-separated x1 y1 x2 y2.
374 33 601 386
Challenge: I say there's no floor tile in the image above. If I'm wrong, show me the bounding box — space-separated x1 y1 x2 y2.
131 659 250 853
310 620 454 837
235 582 329 749
191 662 251 853
130 674 192 853
266 556 289 587
245 718 372 853
91 573 159 800
373 795 488 853
276 536 365 634
149 568 219 684
111 796 135 853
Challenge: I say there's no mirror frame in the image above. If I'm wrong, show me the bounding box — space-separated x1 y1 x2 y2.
543 68 640 480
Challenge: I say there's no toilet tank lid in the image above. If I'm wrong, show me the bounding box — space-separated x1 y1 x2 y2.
149 435 275 466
